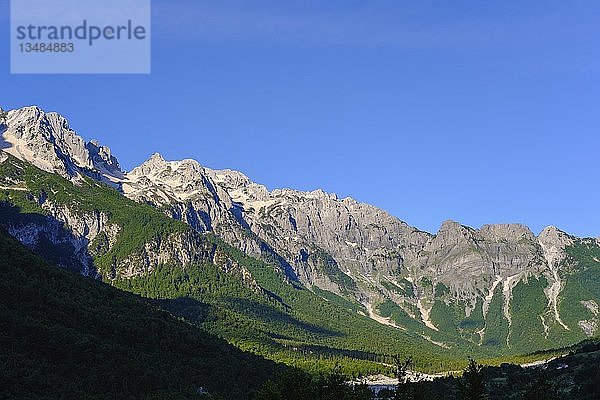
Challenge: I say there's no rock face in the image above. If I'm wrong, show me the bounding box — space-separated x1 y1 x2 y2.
118 152 591 344
411 222 547 294
0 154 259 298
1 106 123 185
122 153 285 277
124 153 236 233
210 169 432 291
2 106 599 344
0 185 115 277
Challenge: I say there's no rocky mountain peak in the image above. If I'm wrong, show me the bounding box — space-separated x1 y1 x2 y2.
85 140 123 178
308 189 337 200
122 152 234 216
8 105 44 123
209 169 256 191
208 169 270 203
176 159 204 174
479 223 536 242
129 153 205 182
150 152 164 160
538 225 571 241
3 107 86 177
434 220 475 243
538 226 574 255
438 220 465 231
149 152 166 163
129 153 167 176
1 106 124 183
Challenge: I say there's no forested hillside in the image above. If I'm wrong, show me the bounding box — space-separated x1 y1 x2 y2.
0 227 279 400
0 154 474 374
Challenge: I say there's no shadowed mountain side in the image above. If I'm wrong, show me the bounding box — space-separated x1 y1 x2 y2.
0 203 95 275
0 123 8 150
223 296 343 337
156 295 343 340
0 227 280 400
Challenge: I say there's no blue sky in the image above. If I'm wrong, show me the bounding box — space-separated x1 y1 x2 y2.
1 0 599 237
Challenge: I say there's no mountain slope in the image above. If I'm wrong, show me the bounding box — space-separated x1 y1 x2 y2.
119 139 600 353
0 148 469 374
2 105 599 365
0 226 279 400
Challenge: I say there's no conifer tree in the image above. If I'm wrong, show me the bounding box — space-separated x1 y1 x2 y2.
459 358 486 400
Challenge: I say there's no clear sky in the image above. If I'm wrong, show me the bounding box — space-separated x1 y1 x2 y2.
1 1 599 237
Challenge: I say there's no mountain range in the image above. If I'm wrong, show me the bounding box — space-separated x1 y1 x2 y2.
1 105 599 373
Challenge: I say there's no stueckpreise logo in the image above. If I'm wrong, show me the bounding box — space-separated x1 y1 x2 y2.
11 0 151 74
